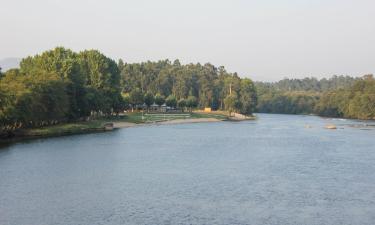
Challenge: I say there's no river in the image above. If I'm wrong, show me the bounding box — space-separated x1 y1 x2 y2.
1 114 375 225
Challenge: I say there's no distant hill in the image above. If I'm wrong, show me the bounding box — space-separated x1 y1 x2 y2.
0 58 21 72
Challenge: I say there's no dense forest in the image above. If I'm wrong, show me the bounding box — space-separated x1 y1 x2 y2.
118 59 257 114
0 48 124 132
0 47 257 133
256 75 375 119
315 75 375 119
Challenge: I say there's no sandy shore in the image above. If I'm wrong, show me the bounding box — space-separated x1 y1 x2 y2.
112 118 222 128
155 118 221 125
112 122 139 128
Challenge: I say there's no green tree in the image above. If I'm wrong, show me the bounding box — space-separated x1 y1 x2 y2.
19 47 87 119
129 88 144 111
239 78 257 115
0 70 69 130
314 75 375 119
154 93 165 107
186 96 198 112
166 94 177 108
224 93 240 116
178 98 186 112
121 93 131 111
144 92 155 111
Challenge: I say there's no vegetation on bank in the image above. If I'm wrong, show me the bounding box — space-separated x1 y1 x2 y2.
1 47 375 140
256 75 375 120
0 47 257 137
119 59 257 114
0 112 229 141
315 75 375 119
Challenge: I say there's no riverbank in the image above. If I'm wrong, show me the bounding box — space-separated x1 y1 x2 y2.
113 117 222 128
1 111 252 143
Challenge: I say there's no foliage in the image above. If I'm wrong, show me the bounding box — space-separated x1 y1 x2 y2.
256 75 358 115
165 95 177 108
177 98 186 111
0 47 122 133
256 74 375 120
315 75 375 119
154 93 165 107
121 93 131 109
224 93 240 115
129 88 144 108
256 76 358 93
257 91 320 114
4 46 374 136
119 60 257 114
144 92 155 108
239 78 257 115
0 71 69 130
186 96 198 112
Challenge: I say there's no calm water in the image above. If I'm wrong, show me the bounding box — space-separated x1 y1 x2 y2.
1 114 375 225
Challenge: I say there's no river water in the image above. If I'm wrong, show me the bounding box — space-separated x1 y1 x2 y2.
1 114 375 225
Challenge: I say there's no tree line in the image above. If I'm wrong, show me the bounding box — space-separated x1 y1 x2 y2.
256 75 375 119
118 59 257 114
1 46 374 135
0 47 123 132
0 47 257 133
315 75 375 119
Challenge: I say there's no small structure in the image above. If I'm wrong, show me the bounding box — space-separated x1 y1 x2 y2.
204 107 212 112
149 103 167 112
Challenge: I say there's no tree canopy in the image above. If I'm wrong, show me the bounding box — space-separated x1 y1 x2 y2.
0 47 123 132
256 75 375 120
119 60 257 114
2 46 373 136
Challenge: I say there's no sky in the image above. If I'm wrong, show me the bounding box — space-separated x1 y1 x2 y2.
1 0 374 81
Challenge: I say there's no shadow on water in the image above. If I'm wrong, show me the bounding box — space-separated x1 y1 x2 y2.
0 128 116 150
0 142 11 152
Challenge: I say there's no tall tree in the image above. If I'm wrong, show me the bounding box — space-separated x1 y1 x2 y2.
129 88 144 111
178 98 186 112
239 78 257 115
144 92 155 111
186 96 198 112
166 95 177 108
154 93 165 107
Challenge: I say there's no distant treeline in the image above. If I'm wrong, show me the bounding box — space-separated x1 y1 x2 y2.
0 47 257 132
256 75 375 119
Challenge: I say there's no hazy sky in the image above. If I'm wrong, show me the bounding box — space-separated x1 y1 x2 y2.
1 0 374 81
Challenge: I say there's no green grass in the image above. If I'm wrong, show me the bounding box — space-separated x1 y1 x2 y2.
190 112 228 120
9 111 229 140
118 111 229 123
25 120 106 136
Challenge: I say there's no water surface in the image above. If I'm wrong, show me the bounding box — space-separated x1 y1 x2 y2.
1 114 375 225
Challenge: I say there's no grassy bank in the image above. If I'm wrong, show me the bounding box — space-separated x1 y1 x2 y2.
1 112 233 142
